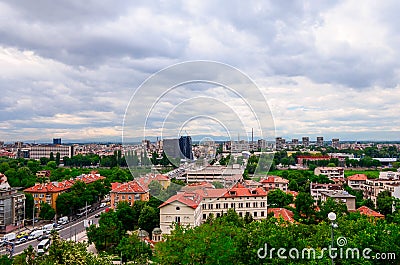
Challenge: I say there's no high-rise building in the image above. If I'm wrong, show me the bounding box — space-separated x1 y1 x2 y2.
53 138 62 145
292 139 299 145
163 139 181 160
275 137 284 150
316 137 324 147
302 137 309 147
332 138 340 148
179 136 193 160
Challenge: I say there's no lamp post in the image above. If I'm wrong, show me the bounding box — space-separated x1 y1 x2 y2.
328 212 337 265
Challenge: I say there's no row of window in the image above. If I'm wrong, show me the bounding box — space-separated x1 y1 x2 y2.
115 195 141 201
202 201 266 210
202 211 265 219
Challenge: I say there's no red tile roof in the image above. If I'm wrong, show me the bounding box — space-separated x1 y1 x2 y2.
260 176 289 184
111 180 148 193
268 208 295 222
24 174 105 193
347 174 368 181
357 206 384 218
159 192 202 209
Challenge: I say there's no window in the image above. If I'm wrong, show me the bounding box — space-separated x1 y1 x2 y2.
231 203 235 208
176 207 180 211
261 211 264 217
202 204 206 210
239 212 243 217
216 204 220 209
122 195 125 200
128 196 132 200
217 213 220 217
254 212 257 217
175 216 180 223
224 203 228 208
238 203 243 208
208 204 213 210
246 202 250 208
253 202 258 208
260 202 265 207
203 214 206 219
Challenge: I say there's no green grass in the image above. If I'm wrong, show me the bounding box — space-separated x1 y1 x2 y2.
344 169 379 179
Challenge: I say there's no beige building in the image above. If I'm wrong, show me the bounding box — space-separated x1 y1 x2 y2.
314 167 344 179
159 184 268 234
260 176 289 191
346 174 367 191
159 192 203 235
185 164 244 186
320 190 356 211
310 183 343 201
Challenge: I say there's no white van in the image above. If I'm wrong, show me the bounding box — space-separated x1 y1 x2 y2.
28 230 44 240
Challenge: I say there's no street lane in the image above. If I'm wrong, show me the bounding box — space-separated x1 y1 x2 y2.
0 207 103 257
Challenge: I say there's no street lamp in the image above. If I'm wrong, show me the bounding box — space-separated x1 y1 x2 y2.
328 212 337 265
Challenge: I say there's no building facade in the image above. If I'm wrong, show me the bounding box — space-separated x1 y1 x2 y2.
110 180 150 209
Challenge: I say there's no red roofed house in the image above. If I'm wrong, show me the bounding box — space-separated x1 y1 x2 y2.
159 183 268 234
357 206 384 218
110 180 149 209
267 208 295 223
159 191 203 234
24 172 105 211
260 176 289 191
347 174 367 191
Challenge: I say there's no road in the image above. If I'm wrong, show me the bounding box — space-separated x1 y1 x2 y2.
0 207 103 257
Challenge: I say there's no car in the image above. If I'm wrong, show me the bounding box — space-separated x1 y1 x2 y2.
55 225 63 231
17 232 29 239
16 237 28 245
37 234 49 241
94 213 100 218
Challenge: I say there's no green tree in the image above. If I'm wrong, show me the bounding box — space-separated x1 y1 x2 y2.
377 190 394 216
55 152 61 166
267 189 293 207
46 161 57 169
116 201 136 231
24 193 34 220
294 192 316 223
49 152 55 161
117 234 152 264
39 202 56 220
212 181 224 189
138 205 159 236
148 180 163 197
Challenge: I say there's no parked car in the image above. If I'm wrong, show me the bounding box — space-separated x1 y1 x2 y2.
16 237 28 245
37 234 49 241
17 232 29 239
94 213 100 218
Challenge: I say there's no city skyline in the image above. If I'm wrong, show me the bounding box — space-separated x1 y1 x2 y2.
1 1 400 142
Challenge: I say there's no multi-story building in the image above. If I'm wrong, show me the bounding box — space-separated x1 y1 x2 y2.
29 144 73 160
320 190 356 211
159 191 203 234
258 139 267 151
24 173 105 210
346 174 367 191
179 136 193 160
331 138 340 148
297 155 330 166
110 180 149 209
231 140 250 153
316 137 324 147
310 183 343 201
0 173 26 234
185 164 244 186
314 167 344 179
260 176 289 191
302 137 309 147
163 138 181 161
363 173 400 205
275 137 285 150
159 184 268 234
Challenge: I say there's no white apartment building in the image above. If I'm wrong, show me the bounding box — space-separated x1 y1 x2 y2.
159 184 268 234
185 164 244 186
346 174 367 191
314 167 345 179
363 178 400 205
159 192 203 235
29 145 73 160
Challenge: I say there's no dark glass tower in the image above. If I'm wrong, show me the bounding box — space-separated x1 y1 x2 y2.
179 136 193 160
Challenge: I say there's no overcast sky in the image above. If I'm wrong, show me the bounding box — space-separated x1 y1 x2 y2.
1 0 400 143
